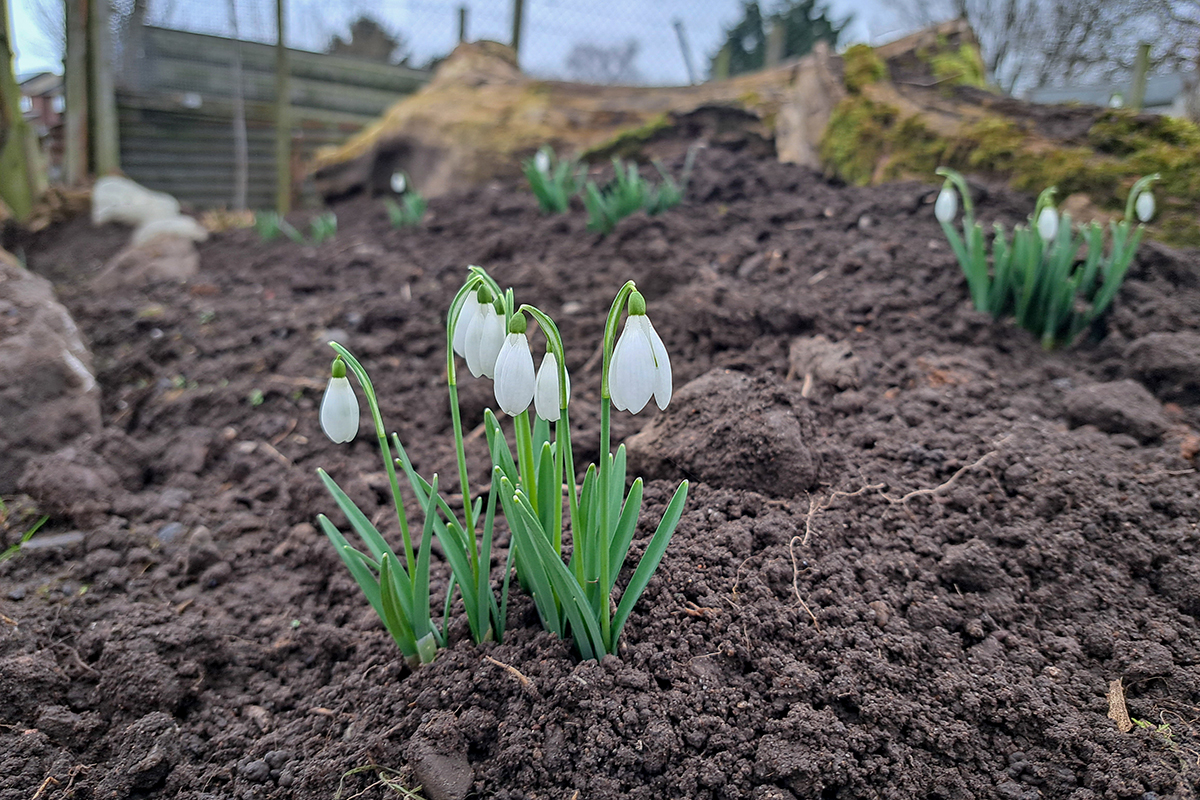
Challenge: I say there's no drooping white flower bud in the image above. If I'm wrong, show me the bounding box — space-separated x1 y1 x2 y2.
390 172 407 193
1136 191 1155 223
452 290 482 358
534 149 551 176
935 184 957 224
465 299 505 379
320 359 359 443
534 352 570 421
609 292 672 414
493 318 536 416
1037 206 1059 242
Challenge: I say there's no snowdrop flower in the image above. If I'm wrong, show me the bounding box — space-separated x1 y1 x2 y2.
1037 206 1059 242
1136 190 1155 223
493 314 536 416
609 291 671 414
452 289 482 358
534 149 551 176
390 172 407 193
464 292 505 379
535 352 570 421
320 358 359 443
934 183 957 224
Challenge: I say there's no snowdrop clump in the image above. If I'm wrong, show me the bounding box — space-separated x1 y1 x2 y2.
934 167 1159 349
316 267 686 662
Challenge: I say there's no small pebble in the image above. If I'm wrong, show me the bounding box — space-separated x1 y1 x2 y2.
156 522 185 544
8 587 26 601
264 750 292 769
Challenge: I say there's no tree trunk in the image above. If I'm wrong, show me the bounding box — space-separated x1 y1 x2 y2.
89 0 120 174
0 0 45 219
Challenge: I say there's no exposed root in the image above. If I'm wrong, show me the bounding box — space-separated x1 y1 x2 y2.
804 483 886 545
788 535 821 632
880 448 1000 507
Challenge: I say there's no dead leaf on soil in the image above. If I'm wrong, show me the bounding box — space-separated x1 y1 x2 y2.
1108 678 1133 733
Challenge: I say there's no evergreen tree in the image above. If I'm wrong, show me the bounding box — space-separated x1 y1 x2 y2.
711 0 848 78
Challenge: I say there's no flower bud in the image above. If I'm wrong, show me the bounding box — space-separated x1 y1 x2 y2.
535 149 551 176
1136 191 1155 223
935 184 957 224
535 352 570 421
1037 206 1059 243
320 359 359 443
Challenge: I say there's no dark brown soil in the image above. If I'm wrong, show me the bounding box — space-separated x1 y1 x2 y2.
4 147 1200 800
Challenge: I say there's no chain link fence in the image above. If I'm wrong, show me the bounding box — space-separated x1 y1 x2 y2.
132 0 761 86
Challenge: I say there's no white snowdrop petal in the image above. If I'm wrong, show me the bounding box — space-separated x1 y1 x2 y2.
535 353 569 421
453 293 480 358
610 316 656 414
934 187 957 223
464 307 486 377
494 333 535 416
320 377 359 443
390 172 406 193
1037 207 1058 242
535 150 550 175
478 311 506 379
1136 191 1155 223
644 317 673 410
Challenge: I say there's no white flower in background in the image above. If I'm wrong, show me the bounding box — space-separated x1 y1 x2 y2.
534 149 551 176
320 359 359 443
452 290 482 358
534 352 571 421
609 292 672 414
390 172 407 193
493 315 536 416
934 184 957 224
465 299 506 379
1037 206 1059 242
1136 191 1155 223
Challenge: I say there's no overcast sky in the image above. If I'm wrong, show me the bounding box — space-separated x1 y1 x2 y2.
11 0 914 84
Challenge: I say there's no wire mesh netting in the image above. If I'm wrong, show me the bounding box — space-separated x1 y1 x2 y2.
127 0 766 87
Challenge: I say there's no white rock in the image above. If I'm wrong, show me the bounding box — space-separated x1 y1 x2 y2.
92 176 181 227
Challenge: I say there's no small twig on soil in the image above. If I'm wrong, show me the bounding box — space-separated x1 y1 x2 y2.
29 774 59 800
1108 678 1134 733
880 448 1001 506
0 613 16 627
1136 468 1196 484
484 655 535 692
257 440 292 467
270 418 298 445
787 536 821 632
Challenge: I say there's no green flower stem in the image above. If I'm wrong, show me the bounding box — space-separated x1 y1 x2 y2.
329 342 415 576
514 410 537 516
447 381 475 561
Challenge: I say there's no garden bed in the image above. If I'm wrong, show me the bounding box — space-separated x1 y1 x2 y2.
3 146 1200 799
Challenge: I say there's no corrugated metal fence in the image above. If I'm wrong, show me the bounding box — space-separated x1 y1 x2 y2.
116 26 430 209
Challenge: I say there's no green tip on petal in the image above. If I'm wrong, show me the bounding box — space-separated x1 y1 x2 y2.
508 311 528 335
330 357 346 379
628 291 647 317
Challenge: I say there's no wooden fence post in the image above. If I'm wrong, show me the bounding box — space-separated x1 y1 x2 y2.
1128 42 1150 112
89 0 120 174
275 0 291 214
510 0 524 61
64 0 88 185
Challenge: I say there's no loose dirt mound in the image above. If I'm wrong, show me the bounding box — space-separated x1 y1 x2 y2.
3 147 1200 799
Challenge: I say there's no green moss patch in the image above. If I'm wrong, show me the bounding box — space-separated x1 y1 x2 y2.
820 97 1200 246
